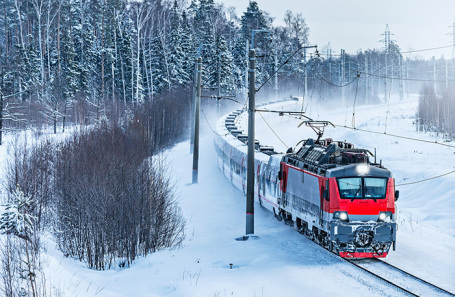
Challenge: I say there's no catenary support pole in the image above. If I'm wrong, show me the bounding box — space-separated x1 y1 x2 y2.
246 49 256 235
304 47 307 102
192 57 202 184
245 39 249 103
217 52 221 116
190 61 197 154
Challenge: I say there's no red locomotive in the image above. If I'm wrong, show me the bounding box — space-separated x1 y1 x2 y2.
215 110 399 258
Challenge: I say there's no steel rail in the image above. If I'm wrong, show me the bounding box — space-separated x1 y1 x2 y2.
341 257 418 297
374 259 455 296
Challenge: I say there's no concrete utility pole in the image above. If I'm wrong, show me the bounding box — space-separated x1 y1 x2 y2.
327 43 332 96
274 47 278 99
217 53 221 116
405 59 409 99
399 55 403 101
190 62 197 153
245 39 249 103
192 57 202 184
365 55 369 105
433 56 437 94
340 49 345 106
304 47 308 101
246 49 256 235
452 17 455 61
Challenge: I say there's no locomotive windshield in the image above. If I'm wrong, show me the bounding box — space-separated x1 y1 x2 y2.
337 177 387 199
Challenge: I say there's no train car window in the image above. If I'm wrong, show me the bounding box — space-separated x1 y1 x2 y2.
337 177 387 199
325 180 330 201
364 178 387 199
337 178 362 198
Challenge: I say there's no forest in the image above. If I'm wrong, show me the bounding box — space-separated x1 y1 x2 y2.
0 0 453 140
0 0 454 296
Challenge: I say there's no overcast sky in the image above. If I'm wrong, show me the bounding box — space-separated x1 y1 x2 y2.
222 0 455 60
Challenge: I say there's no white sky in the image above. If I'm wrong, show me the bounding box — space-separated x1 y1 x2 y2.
221 0 455 60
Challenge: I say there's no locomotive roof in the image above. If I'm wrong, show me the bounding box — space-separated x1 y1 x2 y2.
325 164 392 178
284 138 391 177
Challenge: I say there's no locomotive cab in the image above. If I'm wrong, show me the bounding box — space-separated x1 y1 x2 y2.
279 138 397 258
326 163 397 258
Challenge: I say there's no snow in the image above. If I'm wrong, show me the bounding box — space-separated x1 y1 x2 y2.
1 95 455 296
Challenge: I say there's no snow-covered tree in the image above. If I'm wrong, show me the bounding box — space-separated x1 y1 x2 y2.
0 188 36 241
167 0 189 87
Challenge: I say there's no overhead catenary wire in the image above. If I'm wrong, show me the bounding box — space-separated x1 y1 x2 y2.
255 45 318 93
257 111 289 149
201 107 229 137
401 45 453 54
317 51 455 83
333 124 455 148
351 74 360 128
320 44 453 58
358 70 455 83
396 170 455 186
314 64 360 88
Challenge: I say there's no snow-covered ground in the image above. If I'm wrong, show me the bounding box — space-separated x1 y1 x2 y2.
1 95 455 296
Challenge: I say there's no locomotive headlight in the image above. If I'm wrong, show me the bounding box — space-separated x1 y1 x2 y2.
333 211 349 222
356 163 369 175
378 211 392 222
339 212 348 221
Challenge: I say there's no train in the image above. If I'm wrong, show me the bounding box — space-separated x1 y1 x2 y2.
214 104 399 258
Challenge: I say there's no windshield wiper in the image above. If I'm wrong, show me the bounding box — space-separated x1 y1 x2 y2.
351 186 362 201
363 187 377 202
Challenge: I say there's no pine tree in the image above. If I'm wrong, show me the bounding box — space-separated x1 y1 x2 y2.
231 35 247 90
240 1 272 85
148 32 168 95
180 10 195 85
0 188 36 241
15 42 41 101
212 35 234 93
167 0 188 87
115 17 134 103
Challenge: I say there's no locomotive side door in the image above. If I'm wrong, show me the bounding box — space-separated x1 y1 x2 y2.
278 163 285 206
280 163 289 207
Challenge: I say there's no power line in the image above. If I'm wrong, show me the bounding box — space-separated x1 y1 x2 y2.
333 124 455 148
201 107 229 137
358 70 455 83
313 64 360 87
256 45 318 93
257 111 289 149
396 170 455 186
401 45 453 54
320 44 454 58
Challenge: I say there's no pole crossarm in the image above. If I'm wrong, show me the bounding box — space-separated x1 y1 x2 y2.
255 109 313 121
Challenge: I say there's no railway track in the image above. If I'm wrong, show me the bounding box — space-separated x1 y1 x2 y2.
344 257 455 297
302 232 454 296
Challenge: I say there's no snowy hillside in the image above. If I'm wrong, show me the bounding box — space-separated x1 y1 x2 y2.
1 95 454 296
